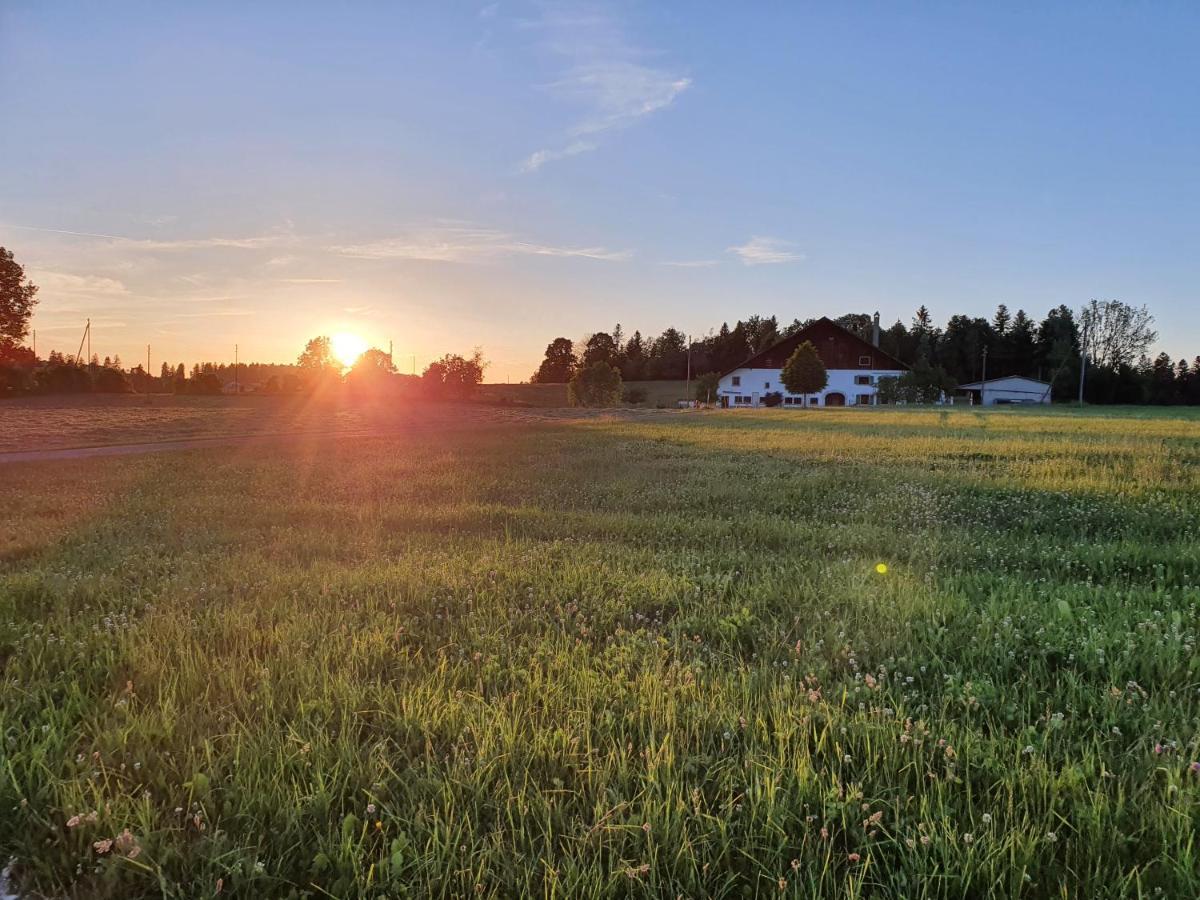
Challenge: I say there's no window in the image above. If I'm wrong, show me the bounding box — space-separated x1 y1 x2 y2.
764 381 770 389
858 355 872 367
732 375 741 387
856 393 872 406
854 375 871 385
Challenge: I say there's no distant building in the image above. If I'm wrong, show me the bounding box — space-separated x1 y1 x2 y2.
717 315 908 408
958 376 1051 405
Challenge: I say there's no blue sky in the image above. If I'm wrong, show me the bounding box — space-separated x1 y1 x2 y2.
1 1 1196 378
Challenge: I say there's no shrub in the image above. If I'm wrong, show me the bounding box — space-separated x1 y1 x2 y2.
569 361 622 407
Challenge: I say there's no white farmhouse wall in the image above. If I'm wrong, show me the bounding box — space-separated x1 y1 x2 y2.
717 367 907 407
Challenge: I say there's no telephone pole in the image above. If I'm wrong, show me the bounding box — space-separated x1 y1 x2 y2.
685 334 692 406
980 346 988 407
1078 324 1088 406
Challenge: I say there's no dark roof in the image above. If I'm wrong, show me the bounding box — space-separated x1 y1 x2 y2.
720 317 910 377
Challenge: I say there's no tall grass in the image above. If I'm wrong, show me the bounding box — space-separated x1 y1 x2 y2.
1 406 1199 897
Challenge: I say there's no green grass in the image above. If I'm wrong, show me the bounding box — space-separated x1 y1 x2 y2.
2 406 1199 898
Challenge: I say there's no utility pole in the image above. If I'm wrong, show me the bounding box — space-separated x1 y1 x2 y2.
685 334 692 406
980 345 988 407
86 318 91 367
1078 324 1088 407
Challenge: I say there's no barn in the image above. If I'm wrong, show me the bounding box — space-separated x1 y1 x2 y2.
958 376 1052 405
717 315 909 408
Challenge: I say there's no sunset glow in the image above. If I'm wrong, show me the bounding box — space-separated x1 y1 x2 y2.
331 332 368 368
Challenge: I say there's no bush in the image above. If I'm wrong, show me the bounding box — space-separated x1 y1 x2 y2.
762 391 783 407
569 362 622 407
622 386 647 405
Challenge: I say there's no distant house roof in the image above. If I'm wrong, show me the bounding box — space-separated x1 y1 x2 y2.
958 375 1051 390
721 317 909 377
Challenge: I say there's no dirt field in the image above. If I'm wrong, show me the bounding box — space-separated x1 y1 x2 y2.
0 394 686 455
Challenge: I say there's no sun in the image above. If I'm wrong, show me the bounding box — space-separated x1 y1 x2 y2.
330 332 369 368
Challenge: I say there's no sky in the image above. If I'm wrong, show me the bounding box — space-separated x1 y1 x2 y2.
1 1 1197 379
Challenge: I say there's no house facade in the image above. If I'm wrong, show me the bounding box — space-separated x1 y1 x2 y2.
717 316 909 408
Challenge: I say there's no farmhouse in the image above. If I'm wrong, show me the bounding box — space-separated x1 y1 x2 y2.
958 375 1052 405
718 315 908 407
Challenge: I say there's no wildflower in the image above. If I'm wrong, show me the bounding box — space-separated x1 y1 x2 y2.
847 852 861 862
366 803 376 815
778 877 788 891
1022 745 1035 755
642 822 651 834
962 833 974 844
66 815 82 828
981 813 992 824
820 827 829 840
375 820 382 831
1190 762 1200 773
875 563 888 575
1045 832 1058 842
93 839 113 854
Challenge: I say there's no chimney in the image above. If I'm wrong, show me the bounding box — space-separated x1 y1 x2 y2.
872 311 881 347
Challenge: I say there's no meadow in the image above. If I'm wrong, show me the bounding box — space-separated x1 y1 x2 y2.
1 404 1199 898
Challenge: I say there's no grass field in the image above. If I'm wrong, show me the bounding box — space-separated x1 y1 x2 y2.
2 404 1200 898
476 380 689 408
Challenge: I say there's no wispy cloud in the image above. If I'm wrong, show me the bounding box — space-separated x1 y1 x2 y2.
662 259 718 268
332 225 630 263
4 223 294 252
28 270 129 296
520 5 690 171
280 278 342 284
727 236 804 266
172 308 257 318
521 140 597 173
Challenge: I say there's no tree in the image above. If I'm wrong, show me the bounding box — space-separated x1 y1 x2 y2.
532 337 577 383
348 347 397 386
0 247 39 350
423 350 486 399
297 336 337 372
621 330 645 381
581 332 619 368
1148 352 1177 405
1079 299 1157 369
991 304 1011 336
694 371 720 403
568 361 622 407
1007 309 1037 376
780 341 827 407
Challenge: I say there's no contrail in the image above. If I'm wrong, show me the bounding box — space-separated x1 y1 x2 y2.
0 223 137 241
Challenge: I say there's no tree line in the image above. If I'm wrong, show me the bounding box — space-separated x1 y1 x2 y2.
532 300 1198 405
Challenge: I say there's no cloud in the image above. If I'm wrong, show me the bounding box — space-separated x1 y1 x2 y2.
172 308 257 318
662 259 718 268
332 225 630 263
520 5 690 171
521 140 597 173
727 236 805 266
3 223 293 251
559 62 691 137
280 278 343 284
28 270 129 296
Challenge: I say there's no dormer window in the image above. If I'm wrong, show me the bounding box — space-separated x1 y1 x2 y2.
858 355 872 367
